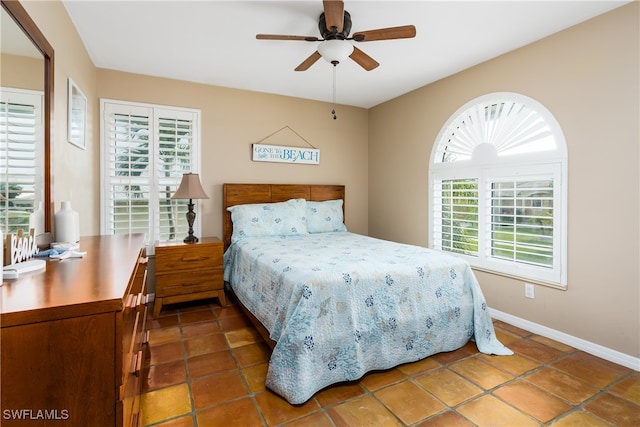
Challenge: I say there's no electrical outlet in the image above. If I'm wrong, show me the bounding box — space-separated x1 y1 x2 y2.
525 283 535 299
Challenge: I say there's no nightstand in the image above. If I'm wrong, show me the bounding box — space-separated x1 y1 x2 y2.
153 236 225 318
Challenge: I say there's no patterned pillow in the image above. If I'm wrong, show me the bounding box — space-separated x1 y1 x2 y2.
228 198 308 243
306 199 347 233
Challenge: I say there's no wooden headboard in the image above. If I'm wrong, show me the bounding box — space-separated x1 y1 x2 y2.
222 183 345 250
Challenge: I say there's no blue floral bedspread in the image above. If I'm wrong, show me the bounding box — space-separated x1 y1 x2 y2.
224 232 512 404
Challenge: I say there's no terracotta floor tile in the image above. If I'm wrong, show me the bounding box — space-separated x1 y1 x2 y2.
142 359 187 392
610 372 640 405
525 367 599 405
179 309 215 325
572 350 632 376
282 411 335 427
374 380 446 425
584 392 640 427
328 395 403 427
151 415 195 427
218 314 253 331
196 397 264 427
191 370 249 409
431 346 473 365
241 362 269 393
314 382 367 407
148 326 182 345
479 353 540 376
232 341 271 367
146 340 184 366
181 320 220 338
214 304 244 318
360 368 406 392
493 380 571 423
187 350 237 379
457 394 538 426
397 356 441 377
254 390 320 426
147 314 180 330
140 383 192 426
552 353 627 388
416 411 475 427
140 302 640 427
530 335 574 353
415 368 483 406
225 327 263 348
449 357 513 390
548 411 612 427
184 333 228 358
494 328 525 346
493 321 532 338
508 338 565 364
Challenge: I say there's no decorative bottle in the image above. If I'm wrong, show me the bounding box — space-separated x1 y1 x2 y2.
55 201 80 243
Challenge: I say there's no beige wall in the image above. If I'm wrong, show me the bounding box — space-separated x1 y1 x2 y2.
20 0 369 241
95 70 369 239
368 3 639 357
21 0 98 235
1 53 43 91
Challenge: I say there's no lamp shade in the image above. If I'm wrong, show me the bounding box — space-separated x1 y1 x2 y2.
318 39 354 64
172 173 209 200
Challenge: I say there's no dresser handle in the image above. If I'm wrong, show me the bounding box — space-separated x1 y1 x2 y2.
134 350 143 377
181 256 207 262
125 294 135 309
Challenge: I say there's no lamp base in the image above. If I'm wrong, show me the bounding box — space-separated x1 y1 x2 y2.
183 235 199 244
183 199 198 244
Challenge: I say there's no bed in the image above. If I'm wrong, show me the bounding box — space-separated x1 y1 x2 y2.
222 183 512 404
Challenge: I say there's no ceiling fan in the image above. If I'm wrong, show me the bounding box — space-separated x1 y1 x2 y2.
256 0 417 71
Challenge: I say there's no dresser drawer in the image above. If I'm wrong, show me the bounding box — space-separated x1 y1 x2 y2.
155 245 222 274
156 269 223 297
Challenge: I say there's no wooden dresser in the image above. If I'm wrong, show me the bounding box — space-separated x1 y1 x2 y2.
153 236 225 318
0 234 147 427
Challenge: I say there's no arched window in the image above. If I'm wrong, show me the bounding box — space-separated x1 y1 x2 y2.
429 93 567 287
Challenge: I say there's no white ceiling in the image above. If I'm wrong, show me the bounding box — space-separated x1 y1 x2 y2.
62 0 628 109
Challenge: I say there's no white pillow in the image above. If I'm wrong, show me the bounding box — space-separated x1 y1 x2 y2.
228 198 308 243
306 199 347 233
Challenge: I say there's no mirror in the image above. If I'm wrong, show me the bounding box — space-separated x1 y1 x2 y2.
0 0 53 235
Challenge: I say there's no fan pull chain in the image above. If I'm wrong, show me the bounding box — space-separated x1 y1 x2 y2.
331 61 338 120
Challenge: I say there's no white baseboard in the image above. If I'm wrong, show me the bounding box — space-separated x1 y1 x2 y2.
490 308 640 371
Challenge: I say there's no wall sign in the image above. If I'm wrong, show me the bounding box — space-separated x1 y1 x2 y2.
252 143 320 165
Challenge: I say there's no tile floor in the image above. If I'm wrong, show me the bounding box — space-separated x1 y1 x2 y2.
141 298 639 427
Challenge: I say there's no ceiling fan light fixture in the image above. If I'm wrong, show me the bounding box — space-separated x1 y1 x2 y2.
318 39 354 64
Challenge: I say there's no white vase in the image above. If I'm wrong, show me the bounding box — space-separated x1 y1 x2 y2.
55 201 80 243
29 201 44 236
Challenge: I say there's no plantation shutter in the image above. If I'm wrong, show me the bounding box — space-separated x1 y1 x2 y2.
0 88 43 234
101 100 200 246
488 177 555 268
432 178 479 256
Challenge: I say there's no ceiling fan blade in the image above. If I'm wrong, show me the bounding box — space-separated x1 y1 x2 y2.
349 46 379 71
353 25 416 42
323 0 344 33
257 34 319 42
295 51 322 71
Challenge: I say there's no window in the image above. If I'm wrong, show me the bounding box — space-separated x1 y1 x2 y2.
100 99 201 250
0 88 43 235
429 93 567 287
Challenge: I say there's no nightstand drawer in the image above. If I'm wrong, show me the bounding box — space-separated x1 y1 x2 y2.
156 269 223 297
155 246 222 274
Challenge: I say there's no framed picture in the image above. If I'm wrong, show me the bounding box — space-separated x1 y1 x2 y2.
67 78 86 149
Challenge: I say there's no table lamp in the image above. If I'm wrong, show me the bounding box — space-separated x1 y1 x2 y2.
172 173 209 243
